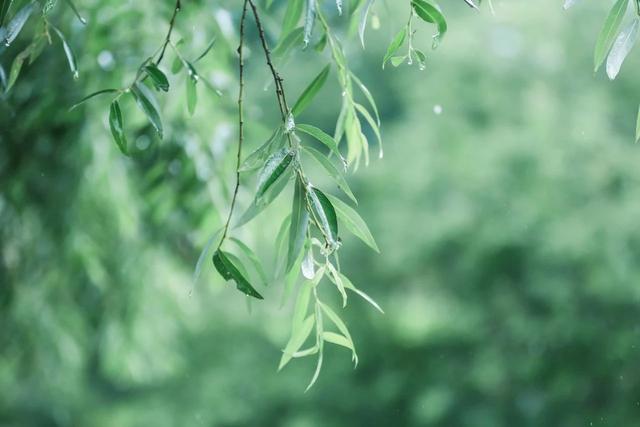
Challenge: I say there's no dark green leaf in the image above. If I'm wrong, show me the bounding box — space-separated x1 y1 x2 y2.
256 148 295 200
594 0 629 72
287 176 309 272
5 45 29 92
308 187 338 244
212 250 263 299
144 64 170 92
411 0 447 49
2 1 34 46
235 164 293 228
326 193 379 252
292 64 330 117
131 82 163 138
302 145 357 204
70 88 119 111
109 100 128 155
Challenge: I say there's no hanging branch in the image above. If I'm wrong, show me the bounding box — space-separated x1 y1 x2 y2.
217 0 249 250
156 0 182 65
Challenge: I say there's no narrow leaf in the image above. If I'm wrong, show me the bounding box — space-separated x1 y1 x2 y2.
383 27 407 68
594 0 629 72
212 250 264 299
282 0 304 40
302 145 357 204
109 100 127 155
296 123 344 163
307 187 338 244
303 0 316 46
292 64 330 117
144 64 170 91
359 0 375 48
63 0 87 24
606 17 639 80
186 73 198 115
240 126 284 172
229 237 269 285
70 88 119 111
2 1 34 46
411 0 447 48
287 176 309 272
194 37 217 62
256 148 295 200
326 193 379 252
131 82 163 138
51 26 78 79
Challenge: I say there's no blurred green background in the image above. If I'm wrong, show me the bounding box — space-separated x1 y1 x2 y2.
2 0 640 426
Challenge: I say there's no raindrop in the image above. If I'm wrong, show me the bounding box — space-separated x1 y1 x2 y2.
433 104 443 115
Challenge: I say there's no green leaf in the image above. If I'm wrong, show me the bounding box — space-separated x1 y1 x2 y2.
273 27 304 58
192 228 223 287
282 0 304 40
636 104 640 143
70 88 119 111
296 123 344 164
240 126 284 173
280 314 316 370
411 0 447 49
63 0 87 24
235 163 293 228
292 64 330 117
606 17 639 80
383 27 407 68
0 0 13 28
144 64 170 92
194 37 217 62
318 301 357 364
256 148 295 201
337 272 384 313
279 280 313 370
109 100 128 155
303 0 316 46
2 1 34 46
594 0 629 72
307 187 338 245
51 26 78 79
212 250 263 299
359 0 375 48
287 176 310 272
229 237 269 285
302 145 357 204
326 262 348 307
353 102 382 159
326 193 379 252
131 82 163 138
5 46 30 92
350 72 380 126
186 73 198 115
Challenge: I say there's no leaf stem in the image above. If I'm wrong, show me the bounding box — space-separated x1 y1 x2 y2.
217 0 249 250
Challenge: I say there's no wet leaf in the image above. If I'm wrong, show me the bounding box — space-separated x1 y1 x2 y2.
292 64 330 116
594 0 629 72
131 82 163 138
326 193 379 252
606 17 639 80
144 64 170 91
212 250 263 299
302 145 357 204
256 148 295 201
287 176 309 272
109 100 127 155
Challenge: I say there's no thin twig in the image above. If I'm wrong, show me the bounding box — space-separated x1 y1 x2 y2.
156 0 182 65
217 0 249 250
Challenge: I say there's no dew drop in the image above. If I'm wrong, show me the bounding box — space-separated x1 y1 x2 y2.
433 104 443 115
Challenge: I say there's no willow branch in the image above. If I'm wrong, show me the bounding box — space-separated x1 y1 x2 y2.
217 0 249 250
156 0 182 65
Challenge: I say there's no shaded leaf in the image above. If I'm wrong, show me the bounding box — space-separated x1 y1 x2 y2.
229 237 269 285
2 1 34 46
282 0 304 40
303 0 316 46
273 27 304 58
63 0 87 24
51 26 78 79
70 88 119 111
186 73 198 115
144 64 170 91
411 0 447 49
256 148 295 200
109 100 128 155
383 27 407 68
212 250 263 299
287 176 309 272
307 187 338 244
296 123 344 163
131 82 163 138
359 0 375 48
302 145 357 204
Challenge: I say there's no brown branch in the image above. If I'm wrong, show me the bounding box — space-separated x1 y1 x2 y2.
217 0 249 249
156 0 182 65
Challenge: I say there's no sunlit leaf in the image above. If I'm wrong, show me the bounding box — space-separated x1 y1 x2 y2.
302 145 357 204
606 17 639 80
411 0 447 49
594 0 629 72
326 193 379 253
287 176 309 272
383 27 407 68
303 0 316 46
292 64 330 117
